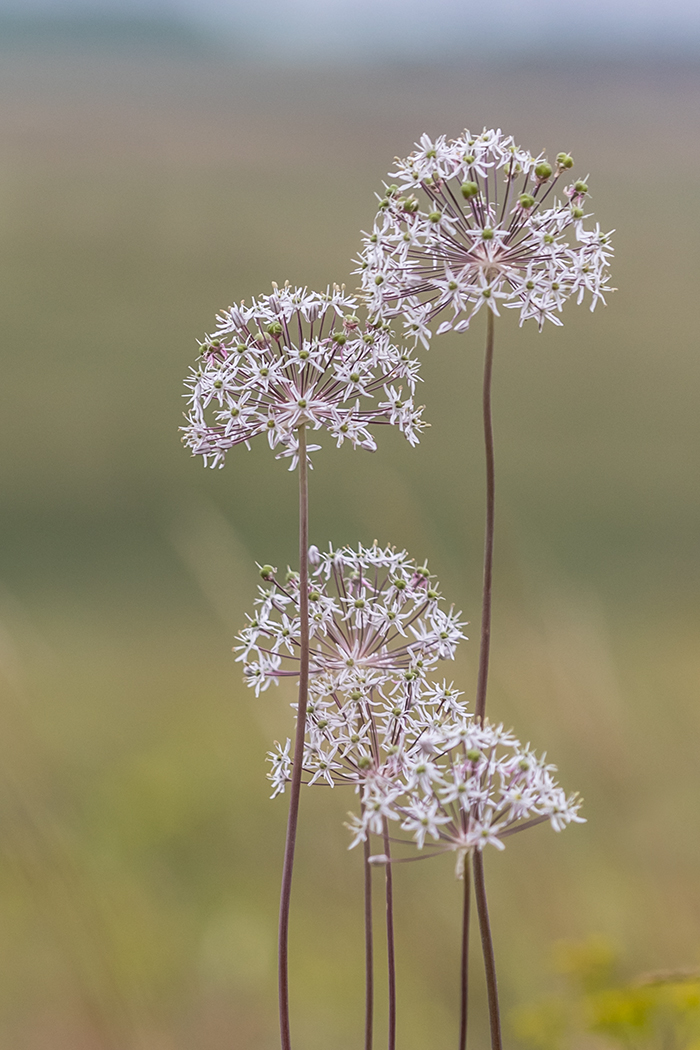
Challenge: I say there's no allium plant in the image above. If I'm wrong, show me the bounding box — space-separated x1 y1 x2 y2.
358 128 613 339
347 709 583 1050
181 285 426 1050
182 282 425 470
237 542 465 704
237 542 466 1050
354 129 611 1050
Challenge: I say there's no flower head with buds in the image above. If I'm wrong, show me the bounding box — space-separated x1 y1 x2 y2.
348 715 584 874
358 129 613 342
237 542 466 699
182 283 426 469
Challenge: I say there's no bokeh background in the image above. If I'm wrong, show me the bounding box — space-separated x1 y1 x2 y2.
0 1 699 1046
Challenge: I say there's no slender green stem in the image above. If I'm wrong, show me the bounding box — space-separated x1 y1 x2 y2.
364 831 374 1050
473 851 502 1050
475 309 495 724
382 819 396 1050
278 425 310 1050
459 857 471 1050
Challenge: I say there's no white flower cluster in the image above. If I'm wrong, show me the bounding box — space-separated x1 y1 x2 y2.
348 716 584 872
267 675 469 799
236 542 466 700
358 128 614 341
182 283 426 470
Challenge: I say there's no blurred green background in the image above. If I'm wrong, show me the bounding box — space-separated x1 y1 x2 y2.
0 29 699 1050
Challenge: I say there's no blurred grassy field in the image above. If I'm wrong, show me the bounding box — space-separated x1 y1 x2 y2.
0 44 698 1049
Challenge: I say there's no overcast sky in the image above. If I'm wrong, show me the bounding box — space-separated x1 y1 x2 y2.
3 0 700 59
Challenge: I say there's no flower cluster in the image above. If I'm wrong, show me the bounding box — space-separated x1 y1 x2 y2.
348 715 584 873
236 542 466 699
358 128 614 341
182 283 426 469
267 676 468 799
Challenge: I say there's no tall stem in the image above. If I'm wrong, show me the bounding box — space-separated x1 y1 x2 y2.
475 309 495 724
458 858 471 1050
473 851 502 1050
364 832 374 1050
278 425 309 1050
382 820 396 1050
473 312 502 1050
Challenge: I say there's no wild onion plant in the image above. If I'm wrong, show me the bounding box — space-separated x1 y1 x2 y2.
181 284 424 1050
356 127 613 1050
181 129 611 1050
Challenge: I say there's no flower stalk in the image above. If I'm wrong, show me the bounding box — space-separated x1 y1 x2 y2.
364 828 374 1050
473 850 502 1050
459 857 471 1050
475 308 495 724
278 424 310 1050
382 818 397 1050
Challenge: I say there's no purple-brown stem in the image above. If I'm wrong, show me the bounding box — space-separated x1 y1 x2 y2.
458 857 471 1050
475 308 495 724
473 311 502 1050
382 819 397 1050
278 425 310 1050
473 851 502 1050
364 831 374 1050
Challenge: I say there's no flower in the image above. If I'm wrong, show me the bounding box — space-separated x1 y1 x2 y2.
182 282 426 469
266 677 468 802
357 129 614 342
236 542 466 698
347 715 584 873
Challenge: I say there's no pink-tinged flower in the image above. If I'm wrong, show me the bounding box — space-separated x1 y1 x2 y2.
236 543 466 698
182 283 426 469
347 716 584 872
357 129 613 342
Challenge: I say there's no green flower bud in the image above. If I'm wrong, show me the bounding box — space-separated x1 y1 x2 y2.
309 590 320 601
332 332 347 344
266 321 283 336
467 749 481 762
557 152 574 169
571 206 584 219
428 211 441 223
297 398 307 408
259 565 275 580
461 180 479 199
213 379 223 389
481 227 494 240
374 275 384 286
519 193 536 209
535 161 553 180
358 756 372 769
574 180 588 194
